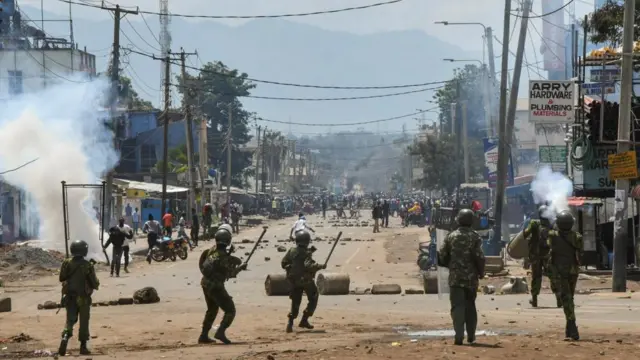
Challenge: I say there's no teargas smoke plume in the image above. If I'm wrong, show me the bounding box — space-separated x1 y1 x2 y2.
0 78 117 261
530 166 573 222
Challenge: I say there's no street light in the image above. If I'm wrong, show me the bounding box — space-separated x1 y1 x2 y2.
435 21 496 78
443 58 484 67
434 21 487 32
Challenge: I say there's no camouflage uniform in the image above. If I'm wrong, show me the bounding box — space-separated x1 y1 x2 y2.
524 219 561 307
282 230 325 333
547 211 582 340
198 227 245 344
59 240 100 355
437 209 485 345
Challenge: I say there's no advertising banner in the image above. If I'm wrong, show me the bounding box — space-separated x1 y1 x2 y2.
583 145 640 189
529 80 575 123
483 138 514 188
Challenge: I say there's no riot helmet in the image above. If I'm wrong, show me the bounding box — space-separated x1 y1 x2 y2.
70 240 89 257
555 210 574 231
294 229 311 248
456 208 474 227
214 228 232 247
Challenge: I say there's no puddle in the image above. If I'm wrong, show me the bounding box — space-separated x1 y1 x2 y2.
394 327 526 338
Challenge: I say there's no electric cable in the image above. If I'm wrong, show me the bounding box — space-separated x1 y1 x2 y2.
570 134 594 170
123 16 161 52
60 0 403 19
0 158 39 175
528 21 566 67
511 0 574 19
256 108 437 126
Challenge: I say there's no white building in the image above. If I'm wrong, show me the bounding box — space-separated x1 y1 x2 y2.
515 98 538 176
0 47 97 98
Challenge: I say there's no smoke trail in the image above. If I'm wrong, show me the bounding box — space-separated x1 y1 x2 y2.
0 77 117 261
530 166 573 222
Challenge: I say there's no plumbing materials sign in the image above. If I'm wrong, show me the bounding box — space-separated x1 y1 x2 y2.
529 80 575 123
483 138 514 188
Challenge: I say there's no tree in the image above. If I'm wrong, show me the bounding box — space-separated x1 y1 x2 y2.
263 130 288 189
389 172 404 192
583 1 640 47
410 133 484 194
118 76 155 110
152 144 199 174
176 61 256 188
433 64 487 138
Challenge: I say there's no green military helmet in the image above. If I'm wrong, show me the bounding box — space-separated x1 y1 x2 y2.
218 223 233 234
294 229 311 247
455 208 474 227
555 210 574 231
214 228 232 246
70 240 89 257
538 204 549 219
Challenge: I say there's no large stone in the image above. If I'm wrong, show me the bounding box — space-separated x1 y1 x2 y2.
500 276 529 294
133 287 160 304
0 297 11 312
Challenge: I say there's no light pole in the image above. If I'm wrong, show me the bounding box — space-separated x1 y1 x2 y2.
434 21 496 77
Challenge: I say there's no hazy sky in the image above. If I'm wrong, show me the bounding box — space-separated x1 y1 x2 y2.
25 0 595 54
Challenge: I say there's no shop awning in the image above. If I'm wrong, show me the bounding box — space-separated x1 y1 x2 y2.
567 197 602 206
113 178 189 193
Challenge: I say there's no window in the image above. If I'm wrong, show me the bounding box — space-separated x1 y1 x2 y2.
8 70 23 95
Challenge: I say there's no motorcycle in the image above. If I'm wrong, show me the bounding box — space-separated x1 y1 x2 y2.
150 236 188 262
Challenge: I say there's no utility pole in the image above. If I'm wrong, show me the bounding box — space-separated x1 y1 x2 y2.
494 0 529 245
450 103 456 134
461 101 469 182
485 27 497 137
179 49 198 223
255 125 261 194
161 55 171 217
226 103 233 204
102 3 138 229
612 0 636 292
261 129 268 193
485 27 496 81
269 141 275 197
199 117 208 209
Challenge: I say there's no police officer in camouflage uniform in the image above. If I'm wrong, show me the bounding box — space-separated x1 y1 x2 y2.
58 240 100 356
547 210 582 341
525 205 562 308
198 225 246 344
437 209 485 345
281 229 326 333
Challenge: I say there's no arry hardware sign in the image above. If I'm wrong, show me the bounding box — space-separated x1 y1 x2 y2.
529 80 575 123
583 145 640 190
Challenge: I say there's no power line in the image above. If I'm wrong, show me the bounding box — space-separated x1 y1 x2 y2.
0 158 39 175
172 82 443 101
123 16 161 52
60 0 403 19
511 0 574 18
257 108 437 126
125 47 456 90
528 21 565 66
139 12 161 45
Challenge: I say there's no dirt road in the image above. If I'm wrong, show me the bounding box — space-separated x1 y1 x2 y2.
1 214 639 359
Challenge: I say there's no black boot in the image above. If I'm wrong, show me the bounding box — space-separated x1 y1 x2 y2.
564 321 570 339
58 331 70 356
556 294 563 308
214 326 231 344
198 328 216 344
568 320 579 341
529 295 538 308
286 317 294 333
298 315 314 329
79 341 91 355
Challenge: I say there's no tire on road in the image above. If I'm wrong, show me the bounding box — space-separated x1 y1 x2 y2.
316 273 350 295
371 284 402 295
264 274 291 296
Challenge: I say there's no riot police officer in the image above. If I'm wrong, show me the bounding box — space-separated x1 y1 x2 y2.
547 210 582 340
437 209 485 345
525 205 561 308
198 225 246 344
58 240 100 356
281 229 325 333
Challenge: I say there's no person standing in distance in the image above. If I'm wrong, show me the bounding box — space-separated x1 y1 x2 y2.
58 240 100 356
281 229 326 333
143 214 161 264
289 213 315 241
547 210 583 341
525 205 562 308
198 226 246 344
437 208 485 345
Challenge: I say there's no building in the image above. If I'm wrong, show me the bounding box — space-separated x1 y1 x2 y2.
515 98 537 176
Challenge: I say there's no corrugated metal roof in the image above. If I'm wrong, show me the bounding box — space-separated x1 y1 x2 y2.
113 178 188 193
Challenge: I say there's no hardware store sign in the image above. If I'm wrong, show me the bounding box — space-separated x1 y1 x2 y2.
529 80 574 123
583 145 640 189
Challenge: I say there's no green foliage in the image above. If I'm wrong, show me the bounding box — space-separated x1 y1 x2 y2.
583 1 640 47
390 172 404 192
153 144 199 174
176 61 256 188
433 64 487 138
118 76 155 110
410 133 484 194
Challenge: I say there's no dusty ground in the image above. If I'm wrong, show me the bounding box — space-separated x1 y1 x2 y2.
1 214 640 359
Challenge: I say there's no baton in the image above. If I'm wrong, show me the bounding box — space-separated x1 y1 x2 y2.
323 231 343 267
243 226 268 266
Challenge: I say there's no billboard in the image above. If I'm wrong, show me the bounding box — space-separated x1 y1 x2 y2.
483 138 514 188
582 145 640 190
540 0 566 72
529 80 575 123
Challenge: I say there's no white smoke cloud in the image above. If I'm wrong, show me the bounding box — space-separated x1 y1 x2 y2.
0 77 118 261
530 166 573 222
